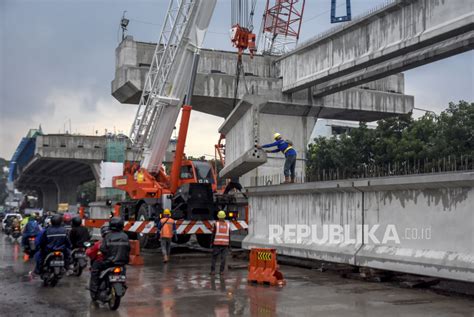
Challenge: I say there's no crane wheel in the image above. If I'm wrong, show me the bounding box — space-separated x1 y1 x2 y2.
196 234 213 249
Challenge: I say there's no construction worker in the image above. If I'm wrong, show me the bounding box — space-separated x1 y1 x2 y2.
210 210 230 276
156 209 177 263
258 132 297 183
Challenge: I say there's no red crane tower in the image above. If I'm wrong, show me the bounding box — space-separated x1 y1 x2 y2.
259 0 306 55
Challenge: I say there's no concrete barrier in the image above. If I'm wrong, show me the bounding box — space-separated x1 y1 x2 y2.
243 172 474 282
244 180 363 265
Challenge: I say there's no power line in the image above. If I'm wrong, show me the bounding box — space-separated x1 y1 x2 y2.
128 17 161 27
303 2 345 24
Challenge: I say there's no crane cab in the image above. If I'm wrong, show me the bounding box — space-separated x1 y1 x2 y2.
178 160 218 192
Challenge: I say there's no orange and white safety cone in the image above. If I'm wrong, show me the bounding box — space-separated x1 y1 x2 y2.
129 240 144 265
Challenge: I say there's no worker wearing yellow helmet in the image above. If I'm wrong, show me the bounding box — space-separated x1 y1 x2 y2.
157 208 176 263
257 132 297 183
210 210 230 276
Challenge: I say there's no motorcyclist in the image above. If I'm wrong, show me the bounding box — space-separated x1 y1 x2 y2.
20 213 30 231
21 213 41 249
63 213 72 233
86 224 110 265
89 218 130 300
8 216 20 230
69 216 91 249
33 214 71 275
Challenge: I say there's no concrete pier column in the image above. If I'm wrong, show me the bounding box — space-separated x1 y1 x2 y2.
40 183 59 211
90 162 112 201
54 179 80 206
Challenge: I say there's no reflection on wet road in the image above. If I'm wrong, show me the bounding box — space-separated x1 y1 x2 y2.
1 233 473 316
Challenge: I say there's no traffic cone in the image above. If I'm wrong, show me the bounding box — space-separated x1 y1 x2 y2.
129 240 144 265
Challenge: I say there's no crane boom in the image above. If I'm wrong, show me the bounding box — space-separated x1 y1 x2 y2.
130 0 217 173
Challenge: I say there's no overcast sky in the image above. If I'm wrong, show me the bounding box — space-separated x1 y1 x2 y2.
1 0 473 159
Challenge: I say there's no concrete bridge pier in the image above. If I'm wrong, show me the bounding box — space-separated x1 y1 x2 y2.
40 183 59 211
54 179 81 207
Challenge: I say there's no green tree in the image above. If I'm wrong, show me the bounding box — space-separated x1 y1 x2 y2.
306 101 474 180
0 158 9 205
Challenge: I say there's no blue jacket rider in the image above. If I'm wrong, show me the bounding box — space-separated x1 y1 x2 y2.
259 133 297 183
22 214 41 248
34 214 71 275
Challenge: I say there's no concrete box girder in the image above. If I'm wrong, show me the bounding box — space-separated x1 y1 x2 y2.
278 0 474 94
111 37 414 121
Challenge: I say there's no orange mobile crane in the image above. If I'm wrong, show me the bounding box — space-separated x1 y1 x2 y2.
101 0 247 249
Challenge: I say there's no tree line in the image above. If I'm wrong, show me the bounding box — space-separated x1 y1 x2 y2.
306 101 474 180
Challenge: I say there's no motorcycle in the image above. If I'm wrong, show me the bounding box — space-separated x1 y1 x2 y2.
92 266 127 310
41 250 66 287
70 241 91 276
11 225 21 241
24 236 37 257
4 225 12 236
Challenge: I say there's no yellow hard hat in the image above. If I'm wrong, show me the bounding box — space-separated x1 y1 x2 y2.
273 132 281 140
163 209 171 216
217 210 226 219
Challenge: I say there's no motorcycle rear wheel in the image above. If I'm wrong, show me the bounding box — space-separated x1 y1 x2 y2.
108 287 121 310
50 277 58 287
74 265 83 277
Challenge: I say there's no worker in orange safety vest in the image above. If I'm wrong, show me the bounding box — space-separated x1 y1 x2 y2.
156 209 177 263
210 210 230 275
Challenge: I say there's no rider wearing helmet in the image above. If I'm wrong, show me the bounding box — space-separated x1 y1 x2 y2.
34 214 71 275
21 212 41 250
69 216 91 249
90 218 130 300
63 213 73 233
210 210 230 276
86 224 110 265
100 217 130 265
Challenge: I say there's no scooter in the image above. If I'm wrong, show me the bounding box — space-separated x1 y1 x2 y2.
92 266 127 310
41 251 66 287
4 225 12 236
11 225 21 242
23 236 37 257
70 241 90 276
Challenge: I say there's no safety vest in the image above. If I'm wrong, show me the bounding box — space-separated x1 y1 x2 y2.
213 221 230 246
283 145 293 154
160 217 175 239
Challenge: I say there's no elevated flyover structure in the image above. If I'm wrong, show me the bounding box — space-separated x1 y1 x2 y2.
112 36 414 185
278 0 474 96
11 134 138 211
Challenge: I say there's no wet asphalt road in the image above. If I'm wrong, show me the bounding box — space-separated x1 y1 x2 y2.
1 233 474 317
